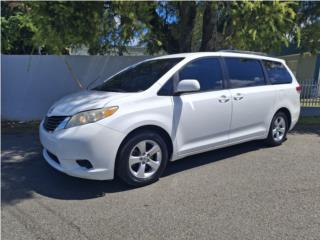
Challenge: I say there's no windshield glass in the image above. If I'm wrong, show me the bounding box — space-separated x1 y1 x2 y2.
93 58 184 92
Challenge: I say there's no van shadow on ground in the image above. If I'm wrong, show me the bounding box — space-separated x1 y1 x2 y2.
2 125 318 204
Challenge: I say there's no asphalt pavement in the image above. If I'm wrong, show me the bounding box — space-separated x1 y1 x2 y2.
2 126 320 240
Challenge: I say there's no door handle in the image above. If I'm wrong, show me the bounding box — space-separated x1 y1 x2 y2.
233 93 244 101
218 95 230 103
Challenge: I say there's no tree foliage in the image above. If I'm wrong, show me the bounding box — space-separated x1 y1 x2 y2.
1 1 319 55
222 1 298 52
1 2 38 54
88 2 150 55
295 1 320 54
28 1 105 54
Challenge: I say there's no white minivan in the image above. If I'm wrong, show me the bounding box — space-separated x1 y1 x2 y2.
40 51 301 186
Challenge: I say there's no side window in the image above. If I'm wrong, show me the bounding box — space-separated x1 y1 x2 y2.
158 78 174 96
263 60 292 84
225 58 266 88
179 58 223 91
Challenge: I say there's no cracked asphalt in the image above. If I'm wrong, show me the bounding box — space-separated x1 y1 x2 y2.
1 126 320 240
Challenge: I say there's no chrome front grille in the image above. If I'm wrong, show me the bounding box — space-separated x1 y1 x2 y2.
44 116 67 131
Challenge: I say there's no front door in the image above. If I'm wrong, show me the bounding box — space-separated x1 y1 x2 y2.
173 57 232 156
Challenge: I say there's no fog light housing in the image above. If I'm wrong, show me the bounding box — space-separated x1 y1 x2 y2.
76 160 93 169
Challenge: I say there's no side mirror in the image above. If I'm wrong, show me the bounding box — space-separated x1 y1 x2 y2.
175 79 200 94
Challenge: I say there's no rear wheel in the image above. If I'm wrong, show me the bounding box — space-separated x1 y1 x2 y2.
116 130 168 187
266 112 288 146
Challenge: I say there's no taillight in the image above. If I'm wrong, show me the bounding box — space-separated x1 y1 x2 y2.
296 85 302 93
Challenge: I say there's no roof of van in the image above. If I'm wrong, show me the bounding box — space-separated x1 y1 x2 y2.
151 52 285 63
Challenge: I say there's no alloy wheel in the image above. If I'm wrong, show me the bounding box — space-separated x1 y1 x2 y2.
272 116 286 142
129 140 162 179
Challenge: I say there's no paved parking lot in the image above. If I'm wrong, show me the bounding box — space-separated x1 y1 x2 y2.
2 126 320 240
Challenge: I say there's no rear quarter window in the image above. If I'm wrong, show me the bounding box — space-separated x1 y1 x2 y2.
263 60 292 84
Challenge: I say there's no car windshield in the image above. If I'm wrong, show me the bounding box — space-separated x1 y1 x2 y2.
93 58 184 92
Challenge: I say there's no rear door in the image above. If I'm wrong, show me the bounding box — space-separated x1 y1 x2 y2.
224 57 277 142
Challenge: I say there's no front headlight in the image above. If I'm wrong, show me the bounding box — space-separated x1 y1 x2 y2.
65 106 118 129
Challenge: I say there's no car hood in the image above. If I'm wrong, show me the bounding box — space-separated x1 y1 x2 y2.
47 90 131 116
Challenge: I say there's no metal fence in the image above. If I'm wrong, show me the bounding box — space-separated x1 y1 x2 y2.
300 81 320 107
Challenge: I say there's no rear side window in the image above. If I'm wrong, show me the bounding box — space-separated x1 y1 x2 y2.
225 58 266 88
263 60 292 84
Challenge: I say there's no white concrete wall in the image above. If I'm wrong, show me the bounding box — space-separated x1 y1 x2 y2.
1 55 150 121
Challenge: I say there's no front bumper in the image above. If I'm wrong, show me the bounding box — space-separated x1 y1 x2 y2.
39 121 125 180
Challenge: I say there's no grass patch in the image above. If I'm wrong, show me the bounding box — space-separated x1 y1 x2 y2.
298 117 320 125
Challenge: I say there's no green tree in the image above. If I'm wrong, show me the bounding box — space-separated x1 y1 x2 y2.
1 1 146 55
28 1 105 54
223 1 298 52
1 1 107 54
88 2 149 55
1 2 38 54
134 1 299 53
2 1 318 55
295 1 320 54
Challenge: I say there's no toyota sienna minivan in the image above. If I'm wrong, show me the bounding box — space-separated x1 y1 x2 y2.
40 51 301 186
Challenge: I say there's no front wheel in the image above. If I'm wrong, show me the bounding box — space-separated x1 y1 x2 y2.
116 130 169 187
266 112 288 146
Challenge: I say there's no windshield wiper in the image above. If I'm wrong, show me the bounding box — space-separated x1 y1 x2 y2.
98 87 128 93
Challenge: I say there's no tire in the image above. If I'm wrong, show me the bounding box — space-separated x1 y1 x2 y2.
266 111 288 146
116 130 169 187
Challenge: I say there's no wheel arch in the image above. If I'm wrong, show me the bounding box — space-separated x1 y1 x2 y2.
115 125 174 174
274 107 292 129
